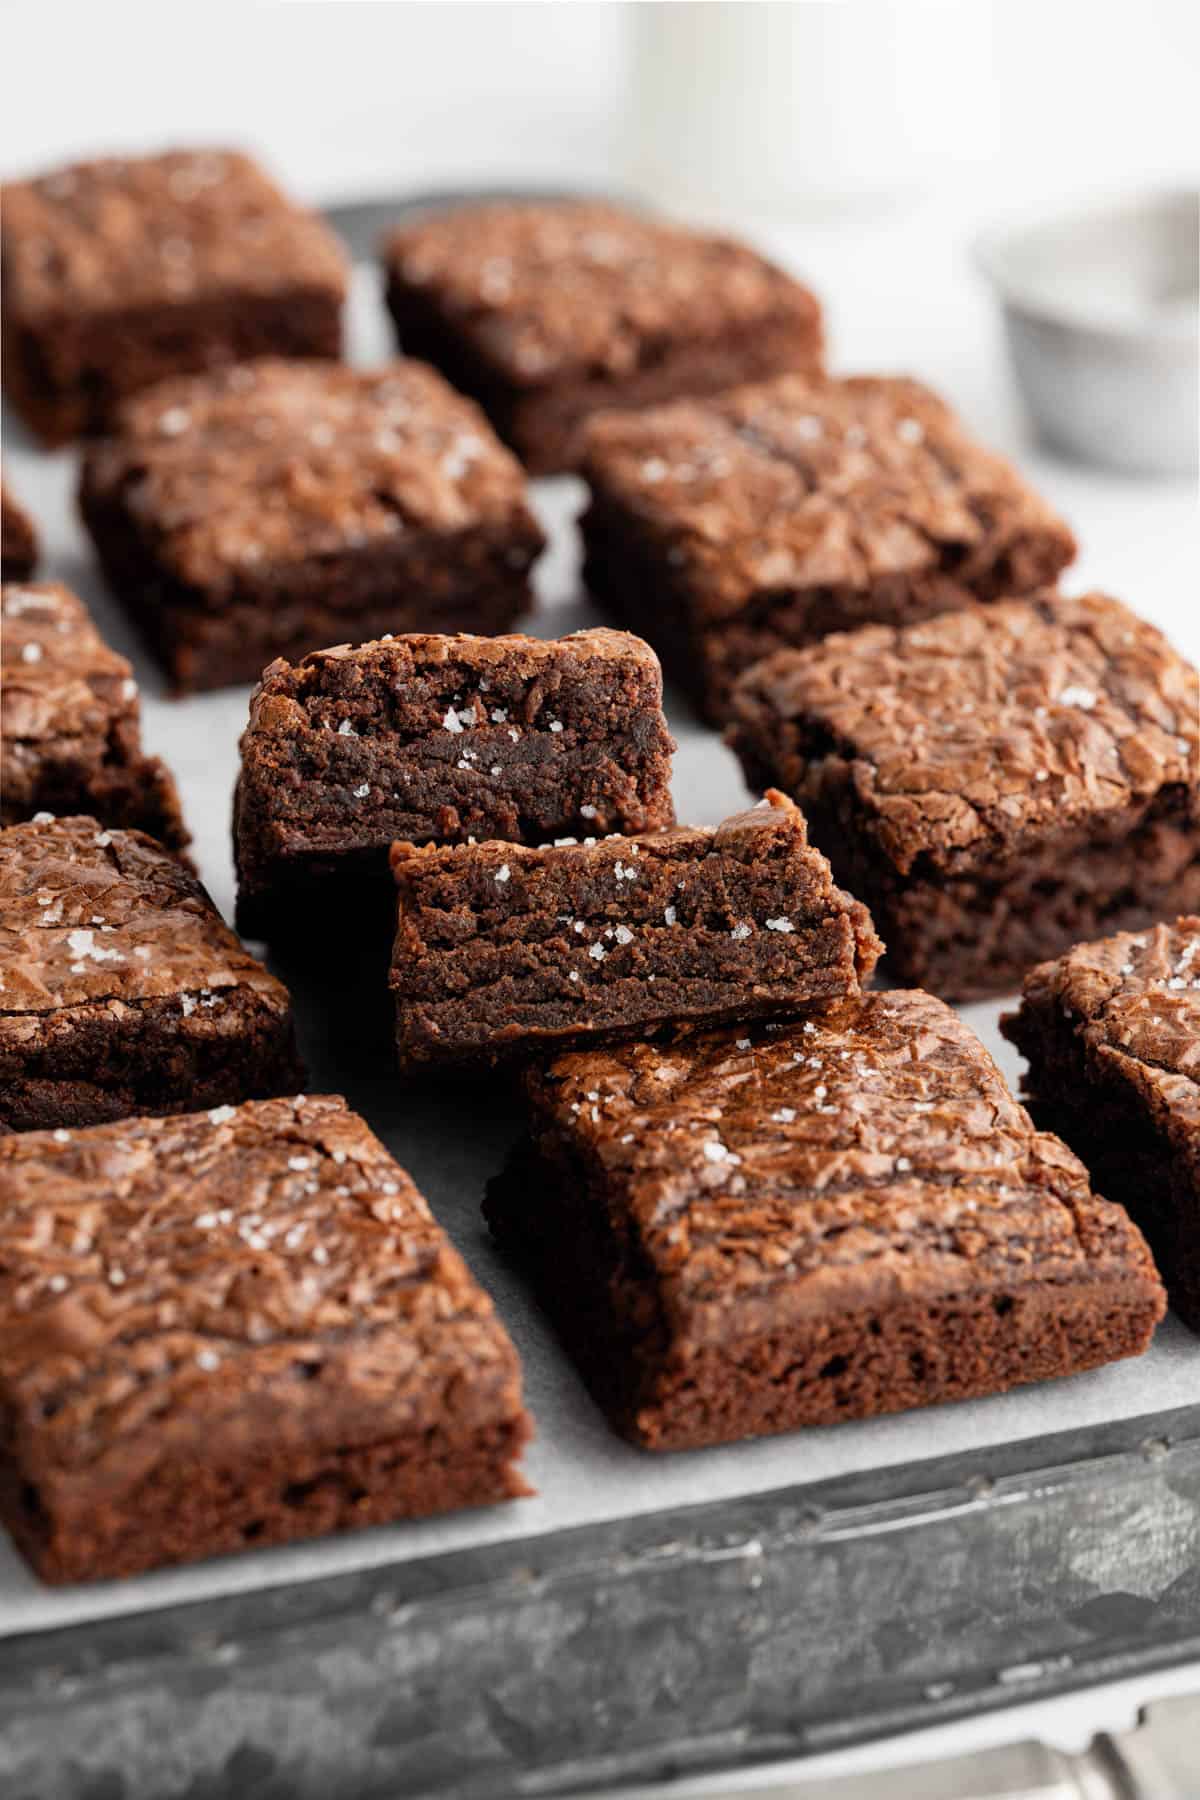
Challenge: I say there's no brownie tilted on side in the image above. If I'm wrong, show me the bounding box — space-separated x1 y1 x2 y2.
1 481 37 580
2 581 188 848
0 1094 532 1582
487 992 1165 1452
0 815 303 1133
235 627 676 939
389 792 881 1069
581 373 1077 722
1003 918 1200 1331
79 358 546 694
2 148 347 445
728 591 1200 1001
383 200 823 474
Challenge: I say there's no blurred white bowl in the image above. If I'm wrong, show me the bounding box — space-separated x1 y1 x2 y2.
975 191 1198 477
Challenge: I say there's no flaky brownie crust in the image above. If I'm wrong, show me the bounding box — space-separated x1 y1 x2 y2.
0 816 302 1131
0 1094 531 1581
729 591 1200 997
2 150 348 444
79 358 545 692
235 627 676 937
389 792 880 1068
2 582 187 847
487 992 1164 1451
383 201 823 472
582 374 1076 720
1003 917 1200 1328
1 481 37 581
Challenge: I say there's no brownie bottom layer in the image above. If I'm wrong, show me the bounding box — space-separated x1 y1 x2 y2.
487 1150 1161 1452
4 1417 532 1584
787 793 1200 1004
1 754 188 852
387 276 822 475
582 502 1068 725
0 992 304 1133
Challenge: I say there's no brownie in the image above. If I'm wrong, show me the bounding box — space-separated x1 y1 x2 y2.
0 815 303 1132
1 480 37 580
728 591 1200 1001
382 200 823 474
234 627 676 939
2 149 347 445
1003 917 1200 1331
486 992 1165 1452
79 357 545 694
581 373 1077 722
2 581 188 848
389 791 880 1070
0 1093 532 1582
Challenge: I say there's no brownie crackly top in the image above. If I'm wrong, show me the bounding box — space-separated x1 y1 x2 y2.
583 374 1076 621
3 581 137 754
0 815 283 1018
523 991 1155 1344
1009 917 1200 1146
81 358 544 596
731 590 1200 875
2 149 348 319
0 1094 519 1481
385 200 820 387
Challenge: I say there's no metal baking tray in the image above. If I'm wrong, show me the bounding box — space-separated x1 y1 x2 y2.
2 261 1198 1800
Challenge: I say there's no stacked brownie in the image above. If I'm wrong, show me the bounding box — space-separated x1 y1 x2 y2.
383 199 823 473
80 357 545 692
2 580 188 847
2 148 348 443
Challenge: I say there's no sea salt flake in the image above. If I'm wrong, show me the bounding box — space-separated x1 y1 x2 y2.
196 1349 221 1372
490 708 508 723
1058 685 1097 710
337 719 356 736
52 1129 71 1142
20 641 42 663
702 1140 741 1166
664 905 678 925
353 783 370 798
208 1105 236 1125
896 416 925 444
589 942 607 962
580 804 597 819
48 1274 69 1294
772 1107 797 1123
731 922 751 940
614 924 634 945
494 863 511 884
288 1155 312 1171
736 1038 751 1050
548 720 564 734
765 917 794 933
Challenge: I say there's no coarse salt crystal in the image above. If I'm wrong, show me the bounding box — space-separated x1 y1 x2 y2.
494 863 511 884
765 917 794 933
208 1105 236 1125
772 1107 796 1123
1057 685 1097 710
589 942 607 962
731 922 751 940
20 641 42 663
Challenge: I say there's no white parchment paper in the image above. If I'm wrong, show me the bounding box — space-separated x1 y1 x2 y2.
3 241 1197 1637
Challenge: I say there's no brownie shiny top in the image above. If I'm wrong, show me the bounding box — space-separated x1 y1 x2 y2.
80 358 544 591
0 1095 524 1486
0 815 287 1018
1011 916 1200 1164
2 581 137 755
385 200 820 386
583 373 1075 619
730 590 1200 874
2 149 348 318
521 991 1162 1343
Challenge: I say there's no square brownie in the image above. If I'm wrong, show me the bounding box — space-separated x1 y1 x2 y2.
79 357 546 694
1 480 37 580
1003 917 1200 1331
2 581 188 848
0 1093 532 1582
0 814 303 1132
2 149 347 445
728 591 1200 1001
389 792 880 1069
235 627 676 938
581 373 1077 722
383 200 823 474
486 992 1164 1451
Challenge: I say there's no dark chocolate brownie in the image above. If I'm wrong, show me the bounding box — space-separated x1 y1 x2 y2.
235 627 676 939
79 357 545 694
581 373 1077 722
0 1093 532 1582
487 992 1164 1452
389 791 880 1069
2 581 188 848
1 480 37 580
2 149 347 445
0 815 303 1132
383 200 823 474
1003 917 1200 1331
728 591 1200 1001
